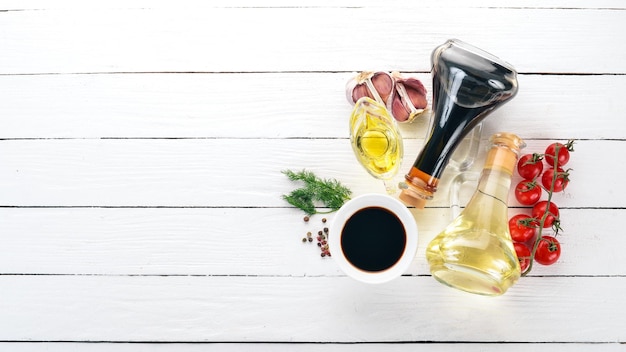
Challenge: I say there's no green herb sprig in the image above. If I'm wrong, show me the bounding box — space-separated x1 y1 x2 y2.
282 169 352 216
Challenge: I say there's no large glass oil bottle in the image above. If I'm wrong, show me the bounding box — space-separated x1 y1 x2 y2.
426 132 525 296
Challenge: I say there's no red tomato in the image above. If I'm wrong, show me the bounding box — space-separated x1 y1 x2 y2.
545 141 573 167
514 180 542 205
532 201 560 229
534 235 561 265
514 242 531 272
541 167 569 193
517 153 544 180
508 214 536 243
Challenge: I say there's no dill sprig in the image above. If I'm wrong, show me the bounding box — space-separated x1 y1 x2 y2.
282 169 352 216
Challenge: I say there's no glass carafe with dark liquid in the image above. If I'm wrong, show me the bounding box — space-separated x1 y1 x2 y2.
399 39 519 208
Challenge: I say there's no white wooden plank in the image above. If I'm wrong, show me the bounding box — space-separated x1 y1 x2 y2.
0 275 624 342
0 208 621 277
2 0 625 10
1 7 624 74
2 342 624 352
0 139 619 207
0 208 626 280
0 73 623 140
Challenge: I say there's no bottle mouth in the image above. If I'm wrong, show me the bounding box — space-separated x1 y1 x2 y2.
448 39 515 71
431 39 519 109
489 132 526 154
398 182 429 209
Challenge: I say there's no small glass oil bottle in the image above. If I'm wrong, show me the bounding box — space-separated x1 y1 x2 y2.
349 96 403 194
426 132 525 296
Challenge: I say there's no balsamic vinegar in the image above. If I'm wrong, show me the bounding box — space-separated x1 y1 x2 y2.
341 206 406 272
400 39 519 208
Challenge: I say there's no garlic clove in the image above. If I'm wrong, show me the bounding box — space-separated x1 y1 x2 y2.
350 83 372 104
346 71 393 106
370 71 393 103
401 78 428 109
390 94 411 122
390 72 428 123
345 71 371 105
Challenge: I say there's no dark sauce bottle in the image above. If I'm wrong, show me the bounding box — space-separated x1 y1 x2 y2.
399 39 519 208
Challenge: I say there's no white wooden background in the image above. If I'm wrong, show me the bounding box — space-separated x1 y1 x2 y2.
1 1 625 351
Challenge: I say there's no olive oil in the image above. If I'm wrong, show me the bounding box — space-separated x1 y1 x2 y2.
349 97 403 186
426 132 525 296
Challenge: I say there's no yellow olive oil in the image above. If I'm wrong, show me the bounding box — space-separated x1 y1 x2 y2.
426 133 525 296
426 200 519 296
349 97 403 181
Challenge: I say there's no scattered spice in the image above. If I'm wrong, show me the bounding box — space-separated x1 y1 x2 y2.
299 215 332 258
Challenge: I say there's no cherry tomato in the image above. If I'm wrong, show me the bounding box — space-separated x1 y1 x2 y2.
517 153 544 180
534 235 561 265
545 141 573 167
514 180 542 205
541 167 570 193
514 242 531 272
508 214 536 243
532 201 560 229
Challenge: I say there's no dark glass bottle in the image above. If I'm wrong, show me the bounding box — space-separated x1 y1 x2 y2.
399 39 519 208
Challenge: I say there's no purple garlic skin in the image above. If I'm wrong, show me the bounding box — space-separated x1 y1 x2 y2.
346 71 393 105
346 71 428 123
391 73 428 123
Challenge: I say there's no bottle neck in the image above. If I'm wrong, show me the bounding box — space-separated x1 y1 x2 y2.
475 143 518 203
483 142 518 176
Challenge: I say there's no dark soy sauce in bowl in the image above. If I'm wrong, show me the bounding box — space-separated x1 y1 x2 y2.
341 206 407 272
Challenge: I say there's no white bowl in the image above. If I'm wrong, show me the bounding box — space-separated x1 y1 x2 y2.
329 193 418 284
